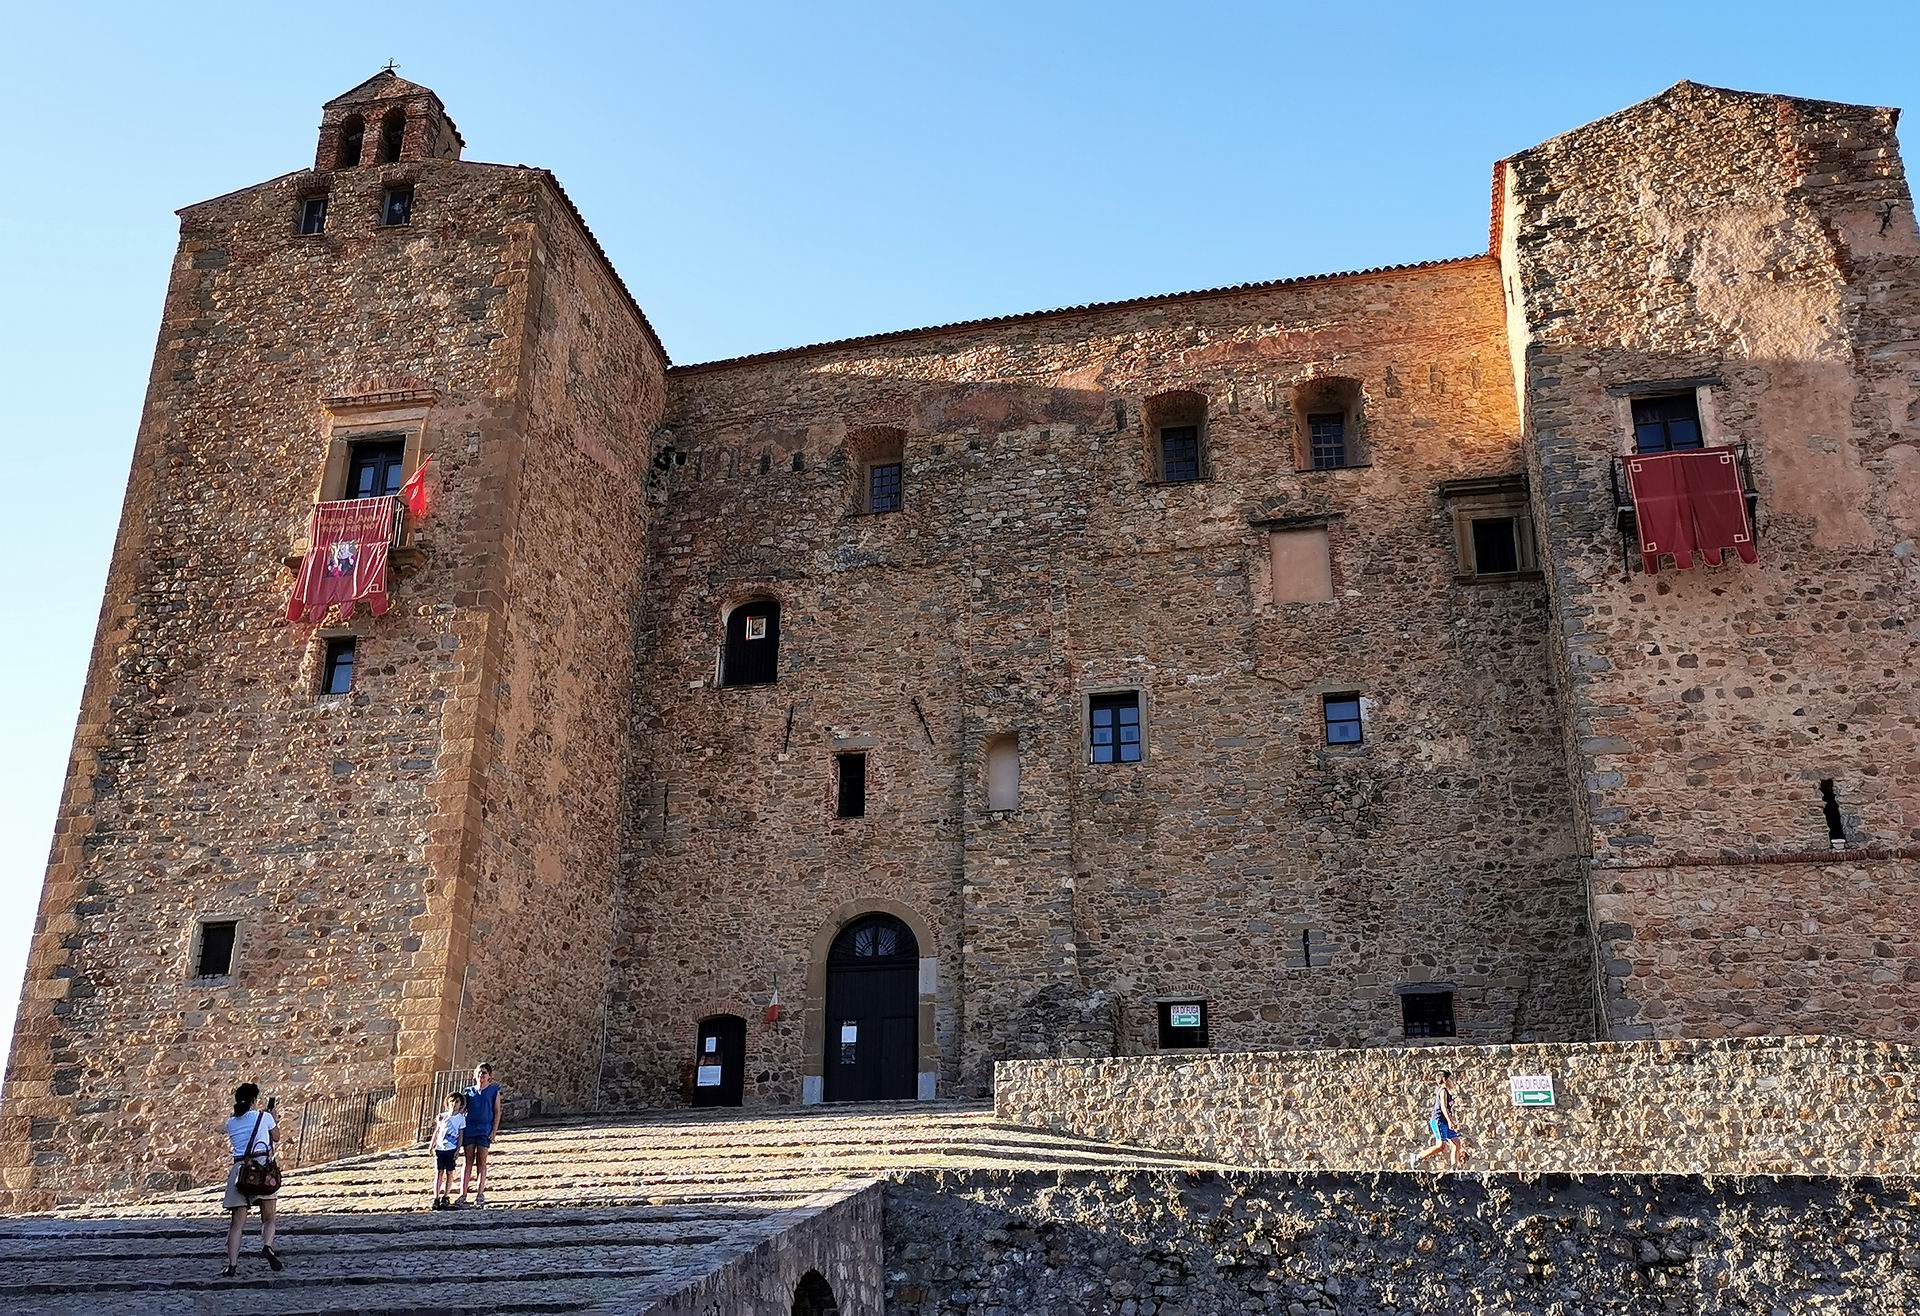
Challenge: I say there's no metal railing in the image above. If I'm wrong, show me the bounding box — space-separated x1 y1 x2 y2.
288 1069 461 1169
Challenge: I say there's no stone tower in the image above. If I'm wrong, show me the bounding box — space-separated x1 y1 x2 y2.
0 71 665 1209
1496 83 1920 1038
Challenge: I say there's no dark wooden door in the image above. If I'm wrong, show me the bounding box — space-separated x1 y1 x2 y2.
823 915 918 1103
692 1014 745 1107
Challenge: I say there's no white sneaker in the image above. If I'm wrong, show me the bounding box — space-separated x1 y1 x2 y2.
474 1193 487 1209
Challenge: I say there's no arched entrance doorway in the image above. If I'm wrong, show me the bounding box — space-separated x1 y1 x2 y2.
824 913 919 1102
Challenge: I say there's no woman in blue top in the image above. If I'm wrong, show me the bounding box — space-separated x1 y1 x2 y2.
456 1062 503 1208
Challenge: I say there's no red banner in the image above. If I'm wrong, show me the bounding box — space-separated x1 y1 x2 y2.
1622 447 1758 575
287 497 396 622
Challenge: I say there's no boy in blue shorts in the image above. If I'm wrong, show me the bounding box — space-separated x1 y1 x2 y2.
1409 1070 1469 1171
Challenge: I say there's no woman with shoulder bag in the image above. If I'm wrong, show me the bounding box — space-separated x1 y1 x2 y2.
222 1082 285 1277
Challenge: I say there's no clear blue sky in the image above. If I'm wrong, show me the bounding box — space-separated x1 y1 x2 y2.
1 2 1914 1080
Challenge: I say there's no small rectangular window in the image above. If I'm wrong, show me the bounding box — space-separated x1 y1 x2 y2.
298 195 328 236
836 753 867 818
381 185 414 227
1631 393 1703 453
1158 425 1200 482
1308 413 1347 469
320 637 356 696
1469 517 1521 575
869 462 902 513
1323 693 1363 745
1401 990 1455 1039
1089 691 1143 764
194 920 237 978
1156 1000 1209 1049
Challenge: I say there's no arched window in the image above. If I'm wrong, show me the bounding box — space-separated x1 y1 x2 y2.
829 913 918 965
985 735 1020 811
1142 389 1209 482
844 425 907 514
377 109 406 164
720 598 780 687
792 1269 840 1316
1293 376 1366 470
336 115 365 169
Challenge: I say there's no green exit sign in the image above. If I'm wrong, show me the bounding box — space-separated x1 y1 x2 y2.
1509 1074 1555 1107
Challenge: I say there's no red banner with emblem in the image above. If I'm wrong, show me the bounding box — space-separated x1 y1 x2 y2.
287 497 397 622
1622 447 1758 575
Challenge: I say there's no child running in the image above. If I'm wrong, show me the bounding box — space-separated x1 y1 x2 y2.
1409 1070 1470 1171
429 1092 467 1210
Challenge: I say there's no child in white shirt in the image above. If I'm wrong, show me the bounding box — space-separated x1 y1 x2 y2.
430 1092 467 1210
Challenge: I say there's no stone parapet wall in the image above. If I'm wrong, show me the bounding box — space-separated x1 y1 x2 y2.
994 1035 1920 1176
642 1185 883 1316
883 1169 1920 1316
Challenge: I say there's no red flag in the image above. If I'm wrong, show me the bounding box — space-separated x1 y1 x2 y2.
288 498 396 622
400 456 432 520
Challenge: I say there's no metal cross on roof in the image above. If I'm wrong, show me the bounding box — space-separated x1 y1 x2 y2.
383 59 399 73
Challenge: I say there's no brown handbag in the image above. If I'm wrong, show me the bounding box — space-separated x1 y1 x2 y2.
234 1109 283 1201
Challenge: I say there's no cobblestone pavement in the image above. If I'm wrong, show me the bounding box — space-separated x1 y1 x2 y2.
0 1101 1218 1313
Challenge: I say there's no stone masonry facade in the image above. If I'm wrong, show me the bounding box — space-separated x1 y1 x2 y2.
1 72 1915 1207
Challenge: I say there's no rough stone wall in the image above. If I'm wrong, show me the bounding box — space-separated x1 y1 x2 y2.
603 257 1592 1107
883 1169 1920 1316
644 1185 884 1316
995 1036 1920 1176
443 179 664 1112
1499 82 1920 1039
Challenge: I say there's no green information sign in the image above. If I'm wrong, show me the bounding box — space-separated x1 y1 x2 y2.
1509 1074 1554 1107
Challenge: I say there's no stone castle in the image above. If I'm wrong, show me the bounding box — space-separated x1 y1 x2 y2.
2 70 1915 1209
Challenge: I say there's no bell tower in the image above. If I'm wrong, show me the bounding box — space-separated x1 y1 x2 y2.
316 67 464 172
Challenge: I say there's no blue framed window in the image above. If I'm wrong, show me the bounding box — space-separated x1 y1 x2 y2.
1323 693 1363 745
1089 691 1143 764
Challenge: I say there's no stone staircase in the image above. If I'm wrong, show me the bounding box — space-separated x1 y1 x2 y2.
0 1101 1219 1314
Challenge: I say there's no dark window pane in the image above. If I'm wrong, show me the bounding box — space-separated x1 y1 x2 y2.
321 637 356 696
1089 691 1142 764
382 186 413 227
1630 394 1704 453
869 462 902 513
298 196 328 236
1402 990 1456 1038
346 439 405 500
1309 413 1347 469
1159 425 1200 482
196 921 236 977
721 601 781 686
1471 517 1520 575
837 753 867 818
1323 694 1363 745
